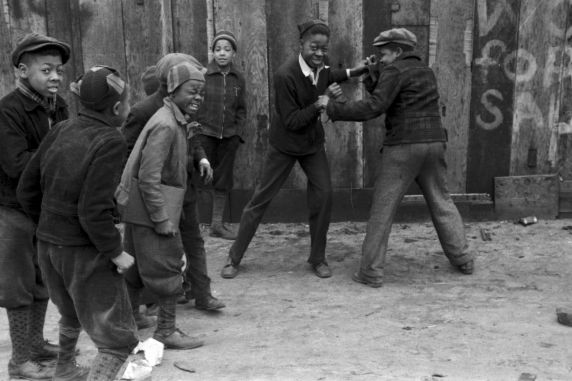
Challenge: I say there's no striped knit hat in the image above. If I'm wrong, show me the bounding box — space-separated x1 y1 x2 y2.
212 30 237 51
167 62 205 94
70 65 126 111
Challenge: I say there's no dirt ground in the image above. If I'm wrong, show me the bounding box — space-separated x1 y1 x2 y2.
1 219 572 381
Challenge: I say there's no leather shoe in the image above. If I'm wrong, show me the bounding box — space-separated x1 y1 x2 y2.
53 360 89 381
195 296 226 311
221 257 239 279
155 328 204 350
457 259 474 274
9 359 54 380
312 262 332 278
352 272 383 288
210 223 237 240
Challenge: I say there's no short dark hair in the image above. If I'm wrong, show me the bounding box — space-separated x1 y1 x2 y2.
19 47 64 66
301 24 330 40
382 42 414 53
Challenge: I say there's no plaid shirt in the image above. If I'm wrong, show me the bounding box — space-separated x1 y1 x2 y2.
197 61 246 139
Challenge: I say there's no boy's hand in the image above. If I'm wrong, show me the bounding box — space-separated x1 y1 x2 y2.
325 83 342 99
199 159 213 184
155 220 178 236
181 253 187 272
315 95 330 110
112 251 135 274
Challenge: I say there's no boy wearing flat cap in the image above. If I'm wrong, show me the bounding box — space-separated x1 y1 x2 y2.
197 30 246 240
323 27 474 288
18 66 138 380
0 32 70 379
121 53 224 321
221 20 366 279
117 62 208 350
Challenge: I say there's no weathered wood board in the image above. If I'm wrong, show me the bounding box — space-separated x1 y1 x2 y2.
467 0 520 194
494 174 559 219
172 0 209 66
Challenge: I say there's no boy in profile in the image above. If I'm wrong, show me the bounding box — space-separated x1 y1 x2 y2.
18 66 139 380
0 32 70 380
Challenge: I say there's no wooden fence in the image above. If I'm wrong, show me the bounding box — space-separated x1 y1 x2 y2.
1 0 572 219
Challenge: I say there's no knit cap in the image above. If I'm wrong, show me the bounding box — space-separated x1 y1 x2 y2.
212 30 237 51
156 53 205 86
141 65 159 95
70 65 126 111
298 19 330 38
11 32 71 67
373 28 417 48
167 62 205 94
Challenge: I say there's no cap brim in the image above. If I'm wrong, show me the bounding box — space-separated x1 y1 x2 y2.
15 41 71 66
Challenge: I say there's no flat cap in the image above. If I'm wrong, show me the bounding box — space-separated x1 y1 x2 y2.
156 53 205 86
70 65 126 111
298 19 329 38
11 32 71 67
373 28 417 47
212 30 237 51
167 62 205 94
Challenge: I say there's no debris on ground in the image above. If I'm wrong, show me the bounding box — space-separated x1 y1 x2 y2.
174 360 196 373
480 228 492 241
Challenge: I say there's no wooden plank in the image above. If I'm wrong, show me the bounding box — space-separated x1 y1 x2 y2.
466 0 520 194
391 0 431 26
362 0 392 187
121 0 172 105
494 174 559 219
6 0 47 43
430 0 474 193
213 0 269 190
0 0 15 97
510 0 568 176
78 0 126 79
172 0 209 65
265 0 316 189
46 0 83 115
326 0 363 188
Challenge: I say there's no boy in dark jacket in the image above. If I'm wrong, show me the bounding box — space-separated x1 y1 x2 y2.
0 32 70 380
220 20 366 279
197 30 246 240
18 66 139 380
323 28 474 288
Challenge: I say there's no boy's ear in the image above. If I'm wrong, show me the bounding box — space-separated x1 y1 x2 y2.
112 101 121 116
17 63 29 79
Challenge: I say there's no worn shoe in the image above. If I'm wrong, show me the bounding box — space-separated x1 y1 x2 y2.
352 272 383 288
53 360 89 381
457 259 474 275
221 257 239 279
210 223 237 240
556 308 572 327
135 310 157 329
155 328 204 350
8 359 54 380
177 293 191 305
312 262 332 278
30 340 60 361
195 296 226 311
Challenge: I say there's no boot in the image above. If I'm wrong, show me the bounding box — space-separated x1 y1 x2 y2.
53 325 89 380
195 295 226 311
153 297 204 350
29 299 59 361
8 359 54 380
87 352 126 381
209 191 237 240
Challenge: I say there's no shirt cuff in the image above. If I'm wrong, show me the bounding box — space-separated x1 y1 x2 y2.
199 158 210 166
346 69 351 78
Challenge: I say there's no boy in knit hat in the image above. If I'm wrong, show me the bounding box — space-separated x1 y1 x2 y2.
117 61 209 350
121 53 224 317
220 20 367 279
197 30 246 240
17 65 138 380
323 28 474 287
0 32 70 380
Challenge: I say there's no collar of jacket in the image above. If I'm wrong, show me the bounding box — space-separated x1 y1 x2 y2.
78 107 117 127
163 97 190 127
18 89 66 113
396 52 422 62
205 60 239 76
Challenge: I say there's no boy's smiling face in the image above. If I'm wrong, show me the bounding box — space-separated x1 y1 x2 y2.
213 39 235 69
300 33 329 69
19 54 64 97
